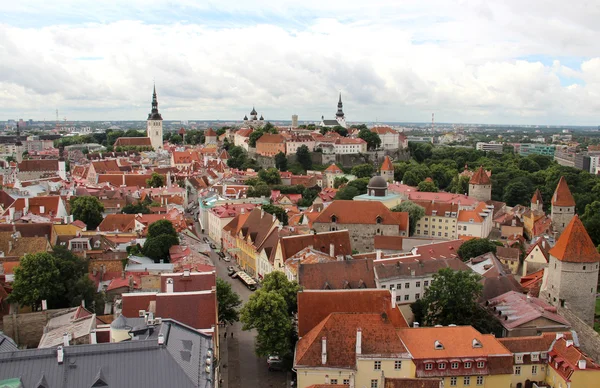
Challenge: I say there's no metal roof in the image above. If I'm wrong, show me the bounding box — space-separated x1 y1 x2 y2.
0 320 214 388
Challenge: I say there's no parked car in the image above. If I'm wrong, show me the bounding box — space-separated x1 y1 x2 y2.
227 266 236 276
267 355 283 371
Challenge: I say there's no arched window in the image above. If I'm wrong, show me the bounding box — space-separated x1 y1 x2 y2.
376 216 383 224
331 215 337 223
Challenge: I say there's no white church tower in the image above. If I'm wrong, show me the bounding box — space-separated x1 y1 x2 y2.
335 92 346 128
147 84 163 151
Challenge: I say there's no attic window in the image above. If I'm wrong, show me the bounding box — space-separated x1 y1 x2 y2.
331 215 337 223
472 338 482 348
434 340 444 350
376 216 383 224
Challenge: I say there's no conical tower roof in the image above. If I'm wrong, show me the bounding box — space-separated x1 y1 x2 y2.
469 166 491 185
551 177 575 207
531 189 543 204
381 156 393 171
549 216 600 263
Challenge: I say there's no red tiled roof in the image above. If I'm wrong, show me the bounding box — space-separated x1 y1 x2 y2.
159 271 216 293
549 337 600 380
97 174 124 186
297 289 408 337
17 159 59 172
295 313 408 368
92 160 120 173
374 235 404 250
205 128 217 137
549 216 600 263
324 164 342 173
98 214 136 232
531 189 543 204
552 177 575 207
114 137 152 147
469 166 491 185
385 378 442 388
499 332 571 354
279 230 352 261
299 258 375 290
314 200 407 228
381 156 393 171
256 133 285 144
487 291 570 330
495 246 520 262
371 126 396 135
155 291 217 330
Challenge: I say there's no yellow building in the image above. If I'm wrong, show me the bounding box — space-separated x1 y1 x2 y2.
522 237 550 276
234 208 279 276
545 336 600 388
413 200 459 240
294 312 413 388
397 326 514 388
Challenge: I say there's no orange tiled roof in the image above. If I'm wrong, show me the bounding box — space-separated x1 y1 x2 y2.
531 189 543 204
324 164 342 173
397 326 511 360
469 166 491 185
205 128 217 137
295 313 408 368
98 214 136 232
551 176 575 207
381 156 393 171
314 200 408 229
297 289 408 337
549 215 600 263
113 137 152 147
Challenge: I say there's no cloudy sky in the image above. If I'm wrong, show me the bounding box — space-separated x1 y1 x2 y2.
1 0 599 125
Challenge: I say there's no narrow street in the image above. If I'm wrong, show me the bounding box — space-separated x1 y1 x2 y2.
193 220 287 388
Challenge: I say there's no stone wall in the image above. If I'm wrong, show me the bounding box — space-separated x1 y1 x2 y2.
89 258 124 274
551 206 575 235
312 222 400 252
468 183 492 201
3 308 72 348
255 154 276 169
558 306 600 362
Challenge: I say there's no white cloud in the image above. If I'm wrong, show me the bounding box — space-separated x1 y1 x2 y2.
0 0 599 124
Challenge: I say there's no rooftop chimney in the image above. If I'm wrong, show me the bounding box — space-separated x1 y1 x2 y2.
158 333 165 345
578 359 587 369
183 269 190 277
321 336 327 365
329 243 335 257
391 288 397 308
63 333 70 347
166 278 174 293
40 205 45 214
566 340 574 347
90 330 97 344
413 322 420 328
57 346 64 364
376 250 382 260
356 328 362 355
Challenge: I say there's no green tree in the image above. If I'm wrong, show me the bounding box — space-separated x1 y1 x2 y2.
503 181 534 206
358 129 381 150
391 201 425 236
5 155 15 163
332 125 348 137
275 152 288 171
147 219 178 239
334 186 359 200
411 143 433 163
247 183 271 198
241 290 292 357
146 172 166 188
248 131 263 148
417 180 438 192
8 253 63 310
351 163 375 178
143 234 179 263
262 204 288 225
240 272 300 357
170 134 183 144
296 145 312 171
457 238 498 261
582 201 600 246
216 278 242 325
347 177 370 194
258 168 282 185
418 268 483 326
333 176 349 189
70 196 104 230
122 201 151 214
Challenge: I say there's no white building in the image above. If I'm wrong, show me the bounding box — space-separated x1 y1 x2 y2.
146 85 163 151
476 142 504 153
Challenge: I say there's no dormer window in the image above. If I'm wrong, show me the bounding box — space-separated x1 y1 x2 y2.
376 216 383 224
531 353 540 361
434 340 444 350
472 338 482 348
515 354 523 364
477 361 485 368
425 363 433 370
331 215 337 223
464 362 472 368
438 362 446 370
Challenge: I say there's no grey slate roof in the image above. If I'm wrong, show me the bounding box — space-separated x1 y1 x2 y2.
0 333 18 353
0 320 214 388
322 120 339 126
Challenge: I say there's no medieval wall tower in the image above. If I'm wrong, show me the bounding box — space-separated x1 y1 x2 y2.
551 177 575 235
468 166 492 201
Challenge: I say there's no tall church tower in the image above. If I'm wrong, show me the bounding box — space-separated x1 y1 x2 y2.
335 93 346 128
468 166 492 201
544 216 600 326
147 84 163 151
15 123 24 163
551 177 575 235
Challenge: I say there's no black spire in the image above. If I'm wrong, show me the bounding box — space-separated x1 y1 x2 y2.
15 123 22 146
148 83 163 121
336 92 344 118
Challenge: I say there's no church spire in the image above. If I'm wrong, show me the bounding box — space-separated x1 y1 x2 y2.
336 92 344 118
148 83 163 121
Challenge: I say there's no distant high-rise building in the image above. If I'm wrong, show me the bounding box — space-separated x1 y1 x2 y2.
292 114 298 128
146 84 163 151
